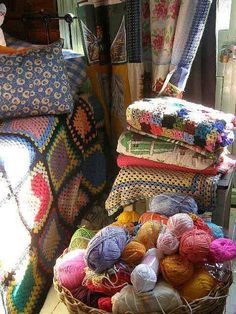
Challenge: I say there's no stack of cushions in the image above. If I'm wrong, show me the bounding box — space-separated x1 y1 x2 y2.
54 210 236 313
105 97 236 215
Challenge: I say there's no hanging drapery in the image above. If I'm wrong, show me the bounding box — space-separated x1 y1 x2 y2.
77 0 212 143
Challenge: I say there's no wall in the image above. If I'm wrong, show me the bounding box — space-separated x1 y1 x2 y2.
2 0 60 44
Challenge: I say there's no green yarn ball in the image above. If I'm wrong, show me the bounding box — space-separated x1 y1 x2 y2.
69 227 96 250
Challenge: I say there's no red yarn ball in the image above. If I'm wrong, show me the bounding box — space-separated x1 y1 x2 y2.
193 217 212 236
71 286 104 308
85 264 131 296
180 229 212 263
98 297 112 312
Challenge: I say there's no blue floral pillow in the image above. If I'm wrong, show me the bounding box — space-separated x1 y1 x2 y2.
0 40 74 119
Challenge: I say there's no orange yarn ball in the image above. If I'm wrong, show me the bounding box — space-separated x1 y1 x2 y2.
121 241 146 266
139 213 168 225
160 254 194 287
136 221 161 250
179 269 216 302
180 229 212 263
117 211 140 224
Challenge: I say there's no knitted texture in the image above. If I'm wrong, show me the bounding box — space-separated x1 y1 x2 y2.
117 131 216 170
105 166 220 215
0 94 106 314
126 97 236 152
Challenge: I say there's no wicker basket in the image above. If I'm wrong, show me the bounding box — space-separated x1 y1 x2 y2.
54 253 233 314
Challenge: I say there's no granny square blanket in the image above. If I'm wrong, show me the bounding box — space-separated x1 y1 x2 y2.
126 97 236 152
0 94 106 314
105 166 220 216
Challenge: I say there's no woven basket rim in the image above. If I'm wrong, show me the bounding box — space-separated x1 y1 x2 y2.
53 251 233 314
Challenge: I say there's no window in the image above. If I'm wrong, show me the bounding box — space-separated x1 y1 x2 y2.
57 0 83 54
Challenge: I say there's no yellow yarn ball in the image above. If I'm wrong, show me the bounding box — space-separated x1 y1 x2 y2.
161 254 194 287
117 211 140 224
179 269 216 302
121 241 146 266
136 221 161 250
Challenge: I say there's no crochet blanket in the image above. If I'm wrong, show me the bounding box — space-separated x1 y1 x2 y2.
126 97 236 152
117 155 235 176
117 131 216 171
105 167 220 216
0 94 106 314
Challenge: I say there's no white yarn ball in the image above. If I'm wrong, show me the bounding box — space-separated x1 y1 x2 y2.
131 264 157 293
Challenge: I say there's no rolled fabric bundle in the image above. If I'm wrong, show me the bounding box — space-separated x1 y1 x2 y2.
112 281 182 314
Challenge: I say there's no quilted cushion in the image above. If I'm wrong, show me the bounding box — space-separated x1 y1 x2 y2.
0 40 74 119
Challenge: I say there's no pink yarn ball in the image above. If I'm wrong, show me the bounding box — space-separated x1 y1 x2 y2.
180 229 212 263
210 238 236 262
56 249 86 291
167 213 194 238
157 230 179 255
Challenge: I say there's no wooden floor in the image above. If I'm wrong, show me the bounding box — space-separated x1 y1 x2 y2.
40 209 236 314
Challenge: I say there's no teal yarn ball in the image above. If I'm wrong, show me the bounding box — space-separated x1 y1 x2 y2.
206 222 224 239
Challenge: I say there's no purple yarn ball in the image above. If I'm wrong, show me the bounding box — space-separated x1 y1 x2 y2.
85 226 127 273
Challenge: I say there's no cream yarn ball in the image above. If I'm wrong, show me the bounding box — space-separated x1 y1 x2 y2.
112 281 182 314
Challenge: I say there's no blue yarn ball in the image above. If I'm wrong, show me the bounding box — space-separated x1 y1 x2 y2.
85 226 127 273
148 193 198 217
206 222 224 239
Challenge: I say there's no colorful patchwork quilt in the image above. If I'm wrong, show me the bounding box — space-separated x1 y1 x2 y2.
126 97 236 152
0 94 106 314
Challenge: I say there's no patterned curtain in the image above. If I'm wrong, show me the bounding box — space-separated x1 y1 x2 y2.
77 0 212 144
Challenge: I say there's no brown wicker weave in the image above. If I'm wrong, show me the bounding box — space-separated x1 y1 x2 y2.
54 253 233 314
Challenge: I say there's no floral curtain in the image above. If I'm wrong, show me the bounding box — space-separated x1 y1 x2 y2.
77 0 212 144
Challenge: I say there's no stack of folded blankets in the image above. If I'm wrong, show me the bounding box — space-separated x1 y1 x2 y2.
105 97 236 215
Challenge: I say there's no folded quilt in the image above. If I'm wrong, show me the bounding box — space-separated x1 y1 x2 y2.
126 97 236 152
117 154 235 176
105 167 220 215
117 131 216 171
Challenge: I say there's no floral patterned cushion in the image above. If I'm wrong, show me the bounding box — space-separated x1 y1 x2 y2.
126 97 236 152
0 40 73 119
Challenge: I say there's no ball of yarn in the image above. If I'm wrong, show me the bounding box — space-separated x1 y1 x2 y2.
149 193 198 217
121 241 146 266
160 254 194 287
112 281 182 314
85 226 127 273
117 210 140 224
84 263 131 296
190 214 212 235
180 229 212 263
179 269 216 302
69 227 96 250
111 221 135 234
157 229 179 255
167 213 194 238
135 221 161 250
139 212 168 225
131 264 157 293
206 222 224 239
209 238 236 262
98 297 112 312
72 286 105 308
56 249 86 291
